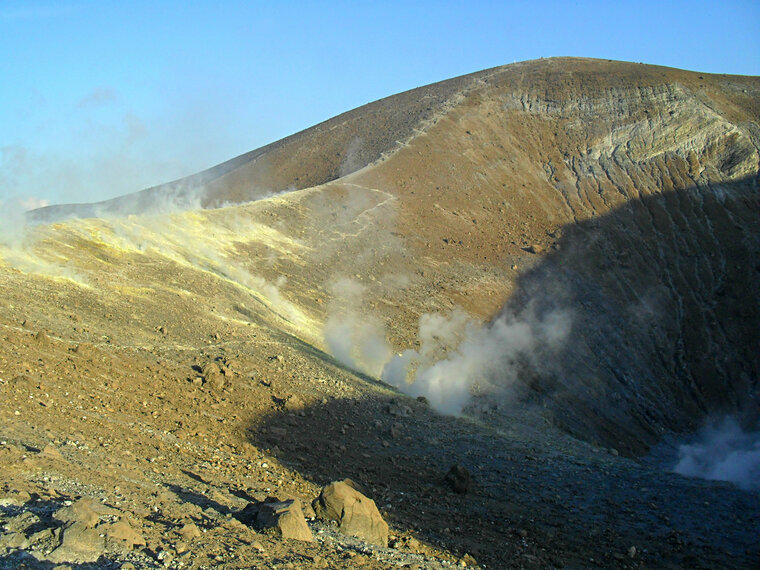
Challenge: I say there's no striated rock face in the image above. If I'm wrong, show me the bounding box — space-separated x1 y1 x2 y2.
346 58 759 454
501 174 758 454
434 64 760 453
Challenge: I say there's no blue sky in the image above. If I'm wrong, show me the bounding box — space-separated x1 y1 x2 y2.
1 0 758 207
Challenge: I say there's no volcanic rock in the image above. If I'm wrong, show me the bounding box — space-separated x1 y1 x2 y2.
28 527 58 552
444 464 471 494
0 490 31 507
313 480 389 546
53 498 102 528
39 444 64 460
255 498 313 542
387 400 412 417
0 532 30 549
47 521 106 563
202 362 227 390
178 522 202 540
5 511 40 533
105 520 145 549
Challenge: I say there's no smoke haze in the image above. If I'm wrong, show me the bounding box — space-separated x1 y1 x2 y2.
324 278 392 377
0 198 32 248
381 306 572 414
673 417 760 491
323 279 573 416
0 85 249 208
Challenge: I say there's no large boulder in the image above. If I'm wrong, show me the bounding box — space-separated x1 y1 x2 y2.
313 480 388 546
443 464 471 494
44 498 130 562
201 361 227 390
46 521 105 563
255 498 313 542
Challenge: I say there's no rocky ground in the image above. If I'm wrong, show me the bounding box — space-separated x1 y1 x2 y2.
1 286 758 569
0 308 464 569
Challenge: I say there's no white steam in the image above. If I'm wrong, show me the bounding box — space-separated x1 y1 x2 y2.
1 85 247 207
323 277 572 415
0 198 89 284
324 278 392 377
0 198 31 248
382 306 571 414
673 417 760 491
339 137 364 178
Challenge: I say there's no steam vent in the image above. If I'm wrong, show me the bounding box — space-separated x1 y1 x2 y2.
4 58 760 568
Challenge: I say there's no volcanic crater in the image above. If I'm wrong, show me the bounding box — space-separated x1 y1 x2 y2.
2 57 759 568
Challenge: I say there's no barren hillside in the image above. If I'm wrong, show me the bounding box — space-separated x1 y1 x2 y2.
3 57 759 568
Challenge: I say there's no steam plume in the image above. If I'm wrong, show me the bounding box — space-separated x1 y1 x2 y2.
382 306 572 414
324 278 392 377
673 417 760 491
322 279 572 416
0 198 31 248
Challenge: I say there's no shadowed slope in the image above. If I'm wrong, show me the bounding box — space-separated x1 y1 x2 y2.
493 177 759 454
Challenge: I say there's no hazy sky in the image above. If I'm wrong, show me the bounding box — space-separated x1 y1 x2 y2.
1 0 758 207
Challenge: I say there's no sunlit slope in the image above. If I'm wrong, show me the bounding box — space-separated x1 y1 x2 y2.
17 57 760 454
3 180 415 357
28 67 486 222
2 199 320 352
